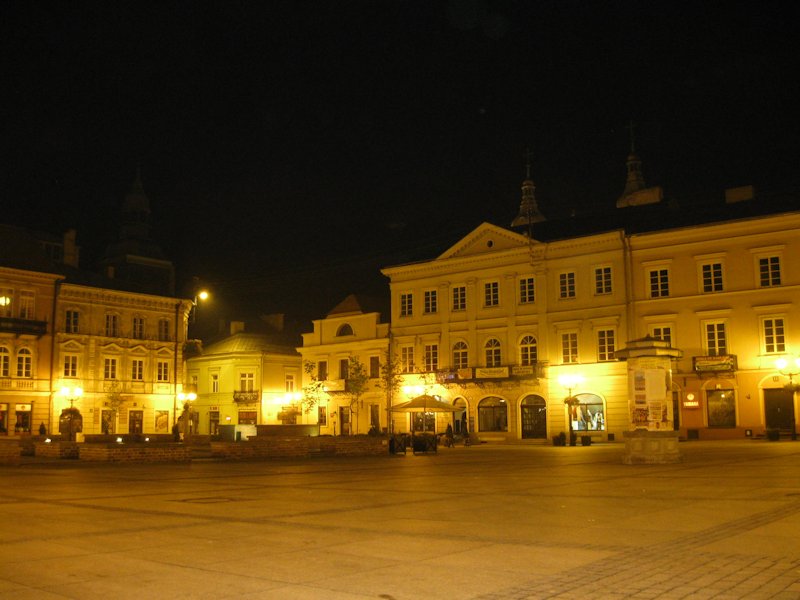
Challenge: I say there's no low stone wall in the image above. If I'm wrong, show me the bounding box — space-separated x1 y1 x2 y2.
79 443 190 462
0 440 21 464
34 441 80 459
211 435 388 460
83 434 175 444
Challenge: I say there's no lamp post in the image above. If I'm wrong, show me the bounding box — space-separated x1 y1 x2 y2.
775 357 800 441
58 386 83 442
558 373 584 446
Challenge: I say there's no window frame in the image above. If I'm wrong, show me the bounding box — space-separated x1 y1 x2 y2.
131 359 144 381
483 281 499 307
399 292 413 317
703 320 728 356
452 341 468 369
648 267 670 298
519 276 535 304
423 343 439 372
762 316 786 354
423 289 438 315
484 338 502 368
452 285 466 311
63 354 78 378
519 335 537 366
597 328 616 362
561 332 578 364
559 271 576 299
593 266 612 295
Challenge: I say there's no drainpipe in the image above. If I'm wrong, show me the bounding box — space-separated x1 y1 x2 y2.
48 278 64 436
173 301 180 427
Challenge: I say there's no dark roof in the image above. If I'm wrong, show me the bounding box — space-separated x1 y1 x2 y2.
326 294 389 322
201 332 299 357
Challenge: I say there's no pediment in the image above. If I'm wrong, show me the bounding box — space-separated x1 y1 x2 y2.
156 347 174 357
100 342 125 353
438 222 535 260
60 340 84 351
129 344 149 355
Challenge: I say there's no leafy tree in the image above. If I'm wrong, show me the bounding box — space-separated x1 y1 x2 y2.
301 360 327 416
103 381 126 434
345 356 369 433
378 351 404 434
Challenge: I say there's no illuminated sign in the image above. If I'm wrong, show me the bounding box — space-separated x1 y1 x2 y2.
693 355 737 373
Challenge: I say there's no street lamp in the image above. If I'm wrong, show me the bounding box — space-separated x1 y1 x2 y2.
558 373 584 446
191 289 209 323
775 356 800 441
58 386 83 442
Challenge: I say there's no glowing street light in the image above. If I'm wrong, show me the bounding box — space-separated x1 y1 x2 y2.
58 386 83 442
775 356 800 440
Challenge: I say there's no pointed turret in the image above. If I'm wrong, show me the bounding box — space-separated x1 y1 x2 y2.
616 121 663 208
511 149 546 231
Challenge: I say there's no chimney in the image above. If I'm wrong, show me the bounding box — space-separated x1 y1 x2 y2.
230 321 245 335
62 229 80 268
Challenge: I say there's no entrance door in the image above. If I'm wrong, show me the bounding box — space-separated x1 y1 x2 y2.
764 388 794 431
521 395 547 439
339 407 351 436
128 410 144 434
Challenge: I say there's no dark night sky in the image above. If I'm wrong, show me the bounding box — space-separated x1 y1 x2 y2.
2 1 799 320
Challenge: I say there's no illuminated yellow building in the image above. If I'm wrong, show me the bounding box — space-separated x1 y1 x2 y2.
299 295 390 436
186 321 302 436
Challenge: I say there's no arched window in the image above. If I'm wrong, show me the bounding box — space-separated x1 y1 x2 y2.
478 397 507 432
519 335 537 366
336 323 354 337
452 341 468 369
570 393 605 431
520 395 547 439
0 347 9 377
484 338 501 368
16 348 32 378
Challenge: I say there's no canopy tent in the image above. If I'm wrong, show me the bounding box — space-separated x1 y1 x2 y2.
390 394 462 412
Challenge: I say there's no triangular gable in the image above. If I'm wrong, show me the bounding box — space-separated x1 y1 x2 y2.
129 344 149 355
100 342 125 353
60 340 84 351
437 222 534 260
156 347 174 357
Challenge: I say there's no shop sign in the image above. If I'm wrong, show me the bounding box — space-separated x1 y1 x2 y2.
324 380 345 392
475 367 508 379
683 399 700 408
512 365 535 377
15 404 32 411
693 355 737 373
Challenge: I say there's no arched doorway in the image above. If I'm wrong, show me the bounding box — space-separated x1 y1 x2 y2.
570 393 605 432
478 397 507 432
452 397 468 434
520 395 547 439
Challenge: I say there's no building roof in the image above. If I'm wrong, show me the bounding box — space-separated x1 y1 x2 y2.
202 332 300 357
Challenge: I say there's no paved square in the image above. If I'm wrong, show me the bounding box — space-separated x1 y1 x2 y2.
1 441 799 599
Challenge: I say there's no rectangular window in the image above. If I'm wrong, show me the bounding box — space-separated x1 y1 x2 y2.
0 349 8 377
104 358 117 380
400 293 413 317
452 343 468 369
594 267 612 295
423 344 438 372
211 373 219 393
105 314 119 337
339 358 349 380
18 291 34 319
559 272 576 299
16 350 31 378
701 263 724 293
561 332 578 364
157 360 170 382
705 322 727 356
759 256 781 287
65 310 79 334
318 405 327 426
370 404 380 429
400 346 415 373
648 268 669 298
484 281 499 307
369 356 380 379
707 389 736 428
423 290 437 314
63 355 78 378
519 277 535 304
238 410 257 425
763 317 786 354
132 316 145 339
285 374 295 393
131 359 144 381
317 360 328 381
158 319 171 341
597 329 615 361
452 286 466 311
650 326 673 345
484 340 501 368
240 372 255 391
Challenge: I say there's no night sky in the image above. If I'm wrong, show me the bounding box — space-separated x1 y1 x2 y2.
2 2 799 320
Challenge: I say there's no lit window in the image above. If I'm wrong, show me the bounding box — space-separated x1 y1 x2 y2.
519 336 537 366
705 322 727 356
63 354 78 378
594 267 612 295
157 360 170 382
211 373 219 393
519 277 535 304
131 359 144 381
400 347 415 373
559 272 576 299
484 338 501 367
0 347 9 377
707 389 736 428
561 332 578 364
763 317 786 354
597 329 615 361
478 397 507 432
240 372 255 391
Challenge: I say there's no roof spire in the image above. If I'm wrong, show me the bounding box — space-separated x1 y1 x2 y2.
616 121 663 208
511 147 545 231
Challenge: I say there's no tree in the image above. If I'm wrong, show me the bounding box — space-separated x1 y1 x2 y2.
378 351 404 435
345 356 369 434
301 360 327 417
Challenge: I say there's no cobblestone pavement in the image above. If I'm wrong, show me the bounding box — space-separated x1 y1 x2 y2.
1 440 799 599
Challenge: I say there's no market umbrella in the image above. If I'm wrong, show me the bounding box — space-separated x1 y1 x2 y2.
390 394 462 412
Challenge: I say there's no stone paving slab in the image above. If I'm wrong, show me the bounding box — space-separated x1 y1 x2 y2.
0 441 799 599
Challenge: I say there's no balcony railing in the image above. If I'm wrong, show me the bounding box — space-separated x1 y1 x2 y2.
233 390 260 403
0 317 48 337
